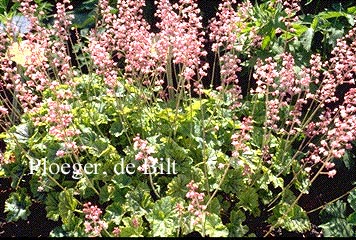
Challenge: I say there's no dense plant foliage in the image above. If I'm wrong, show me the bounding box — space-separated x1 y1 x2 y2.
0 0 356 237
318 188 356 237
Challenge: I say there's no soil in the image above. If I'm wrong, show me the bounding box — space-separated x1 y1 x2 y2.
0 178 60 237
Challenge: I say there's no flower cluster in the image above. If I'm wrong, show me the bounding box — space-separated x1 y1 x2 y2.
49 1 74 83
231 117 253 175
83 202 108 237
90 0 210 96
88 0 120 90
115 0 155 76
186 180 206 225
317 28 356 105
218 53 243 108
0 106 8 116
274 0 301 25
0 0 77 120
231 117 253 156
253 25 356 178
112 227 121 237
155 0 207 82
303 27 356 176
253 52 315 133
133 135 158 173
307 87 356 177
33 91 79 153
280 0 301 16
209 0 252 52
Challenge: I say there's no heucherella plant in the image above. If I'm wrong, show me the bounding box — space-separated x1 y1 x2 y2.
0 0 355 237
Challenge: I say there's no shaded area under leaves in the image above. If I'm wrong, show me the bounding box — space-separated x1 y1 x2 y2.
0 178 60 237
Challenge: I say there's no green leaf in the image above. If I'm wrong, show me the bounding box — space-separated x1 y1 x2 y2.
146 196 181 237
110 174 132 203
126 183 154 215
160 137 189 163
342 151 353 169
319 218 354 237
320 200 346 221
88 137 110 157
311 17 319 30
58 189 78 225
0 131 7 139
227 210 249 237
347 212 356 225
0 0 9 14
238 187 260 217
347 6 356 15
345 15 354 26
79 125 112 157
300 28 314 51
104 202 124 225
221 169 244 194
195 213 228 237
50 212 85 237
112 174 132 189
319 200 354 237
167 174 190 198
120 217 144 237
261 35 271 50
208 198 221 215
45 192 60 221
72 10 96 29
62 212 85 237
292 23 308 36
4 188 32 222
326 28 344 47
318 11 348 20
99 184 112 204
281 189 297 204
77 177 96 199
12 123 32 144
268 203 310 233
0 167 5 177
347 188 356 211
109 121 124 137
50 226 68 237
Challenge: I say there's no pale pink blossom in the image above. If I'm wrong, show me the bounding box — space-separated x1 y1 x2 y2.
56 150 66 157
327 169 337 178
83 202 108 237
0 106 8 115
186 180 206 225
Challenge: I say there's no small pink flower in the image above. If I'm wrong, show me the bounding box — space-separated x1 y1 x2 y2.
112 227 121 237
132 218 139 228
325 162 335 170
327 169 337 178
56 150 66 157
133 135 158 171
176 203 184 216
135 152 144 161
0 106 8 115
218 163 225 170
